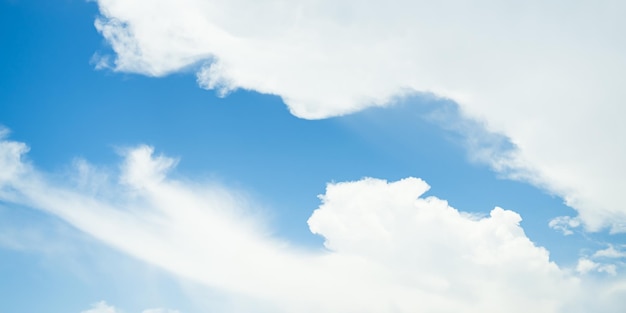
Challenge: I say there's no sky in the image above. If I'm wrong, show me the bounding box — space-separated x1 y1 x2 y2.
1 0 626 312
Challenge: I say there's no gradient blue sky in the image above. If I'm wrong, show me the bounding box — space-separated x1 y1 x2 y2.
1 1 625 313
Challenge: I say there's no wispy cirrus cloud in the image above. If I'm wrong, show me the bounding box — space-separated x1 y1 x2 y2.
92 0 626 233
81 301 179 313
1 132 625 312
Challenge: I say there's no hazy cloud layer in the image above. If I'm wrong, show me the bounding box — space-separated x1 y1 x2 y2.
93 0 626 232
1 135 625 312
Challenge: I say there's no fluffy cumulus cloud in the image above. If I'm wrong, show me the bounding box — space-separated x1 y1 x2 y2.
574 244 626 277
1 134 626 312
92 0 626 233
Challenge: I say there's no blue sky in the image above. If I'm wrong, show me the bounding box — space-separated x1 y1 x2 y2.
1 1 626 313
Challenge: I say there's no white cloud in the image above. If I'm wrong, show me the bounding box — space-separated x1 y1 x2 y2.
549 216 581 236
574 245 625 277
3 136 626 312
82 301 119 313
142 309 180 313
0 127 29 189
92 0 626 233
576 258 599 275
600 265 618 276
80 301 180 313
576 258 617 276
594 245 626 259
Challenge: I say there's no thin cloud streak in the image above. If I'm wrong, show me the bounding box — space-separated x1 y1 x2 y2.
80 301 180 313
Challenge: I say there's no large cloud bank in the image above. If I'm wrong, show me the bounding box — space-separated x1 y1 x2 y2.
1 134 625 312
93 0 626 232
